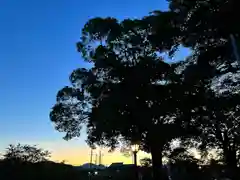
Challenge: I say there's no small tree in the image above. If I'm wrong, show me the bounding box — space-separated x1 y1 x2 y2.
3 143 51 163
140 157 152 167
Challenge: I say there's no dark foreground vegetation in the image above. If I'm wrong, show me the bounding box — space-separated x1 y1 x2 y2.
0 159 86 180
1 144 240 180
1 147 239 180
0 144 87 180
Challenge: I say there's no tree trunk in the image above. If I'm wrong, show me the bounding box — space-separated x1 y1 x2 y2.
222 132 237 168
226 151 237 168
224 149 238 180
151 146 164 180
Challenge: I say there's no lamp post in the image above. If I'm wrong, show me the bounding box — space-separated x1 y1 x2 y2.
131 143 139 180
131 144 139 166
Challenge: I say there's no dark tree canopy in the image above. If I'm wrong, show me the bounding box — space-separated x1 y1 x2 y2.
168 0 240 75
52 15 172 146
196 92 240 168
50 13 205 180
50 13 206 148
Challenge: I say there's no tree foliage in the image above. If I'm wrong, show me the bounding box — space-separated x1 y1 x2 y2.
50 1 240 180
168 0 240 74
198 93 240 168
140 157 152 167
50 13 206 180
3 144 51 163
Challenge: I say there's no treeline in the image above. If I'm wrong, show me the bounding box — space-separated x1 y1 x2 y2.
0 144 89 180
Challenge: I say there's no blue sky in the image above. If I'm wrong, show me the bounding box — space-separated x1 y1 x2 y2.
0 0 190 164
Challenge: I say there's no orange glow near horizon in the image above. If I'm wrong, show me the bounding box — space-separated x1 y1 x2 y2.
48 147 150 166
1 140 151 166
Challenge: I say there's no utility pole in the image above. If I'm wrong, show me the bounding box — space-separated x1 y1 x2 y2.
90 149 93 166
98 150 103 165
98 150 101 165
95 153 98 165
89 149 93 180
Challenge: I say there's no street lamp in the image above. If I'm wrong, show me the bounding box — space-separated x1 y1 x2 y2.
131 143 140 180
131 144 139 166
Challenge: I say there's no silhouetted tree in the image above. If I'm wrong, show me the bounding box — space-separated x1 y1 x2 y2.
49 2 240 179
3 143 51 163
167 0 240 171
50 15 201 180
168 147 198 164
168 147 202 180
195 93 240 180
140 157 152 167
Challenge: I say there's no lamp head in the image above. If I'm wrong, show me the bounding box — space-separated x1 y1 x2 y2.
131 144 139 152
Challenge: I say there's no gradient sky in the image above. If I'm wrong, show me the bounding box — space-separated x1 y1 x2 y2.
0 0 190 165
